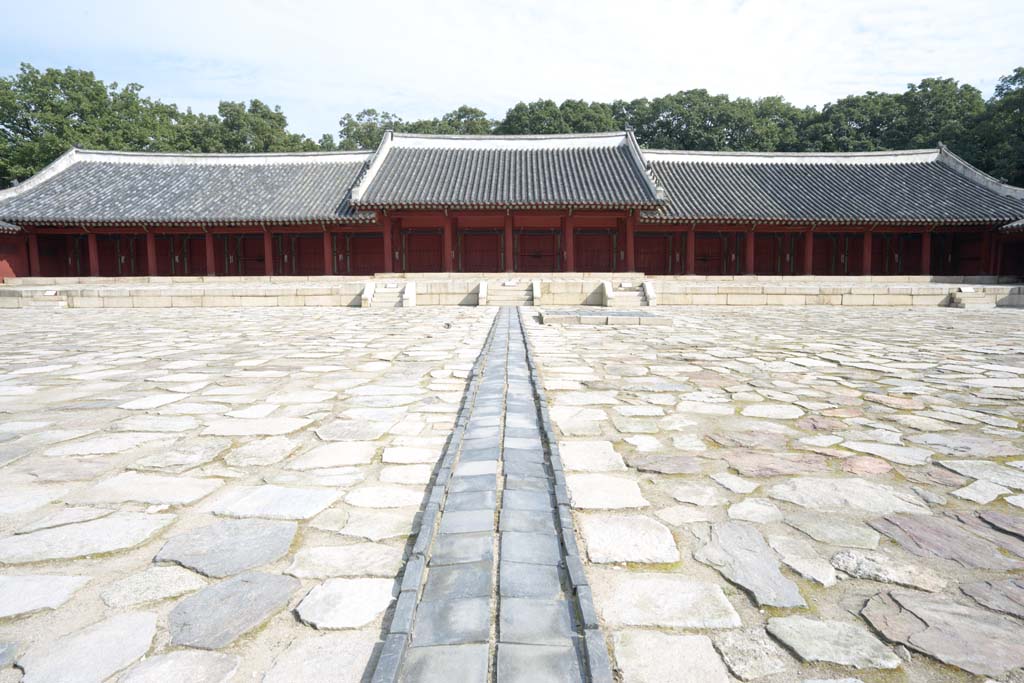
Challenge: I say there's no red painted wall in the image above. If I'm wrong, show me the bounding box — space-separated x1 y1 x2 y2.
0 234 28 280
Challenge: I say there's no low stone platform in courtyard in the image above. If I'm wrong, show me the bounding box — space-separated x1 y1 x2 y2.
1 304 1023 682
1 274 1022 309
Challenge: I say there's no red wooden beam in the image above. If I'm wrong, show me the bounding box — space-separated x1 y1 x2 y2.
744 230 756 274
28 233 40 276
382 218 393 273
563 215 575 272
264 232 274 276
504 214 514 272
803 230 814 275
686 228 696 274
145 233 158 275
625 212 636 272
322 232 333 275
86 233 99 276
442 215 454 272
920 231 931 276
205 233 216 276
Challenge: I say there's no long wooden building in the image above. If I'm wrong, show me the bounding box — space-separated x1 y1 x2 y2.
1 131 1023 280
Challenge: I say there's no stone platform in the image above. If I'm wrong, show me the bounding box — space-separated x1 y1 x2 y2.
1 274 1021 309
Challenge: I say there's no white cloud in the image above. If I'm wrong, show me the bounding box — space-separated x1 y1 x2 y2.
3 0 1022 137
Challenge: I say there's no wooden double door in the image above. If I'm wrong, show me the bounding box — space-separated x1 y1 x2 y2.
574 230 617 272
516 231 561 272
459 231 503 272
694 233 744 275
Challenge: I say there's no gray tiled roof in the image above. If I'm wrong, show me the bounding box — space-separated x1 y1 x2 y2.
641 147 1024 226
0 220 21 235
0 149 375 226
1002 219 1024 233
350 132 663 210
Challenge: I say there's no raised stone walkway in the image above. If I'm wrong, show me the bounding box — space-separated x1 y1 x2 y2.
374 307 610 683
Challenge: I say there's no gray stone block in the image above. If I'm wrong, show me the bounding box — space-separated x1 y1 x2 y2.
412 598 490 646
496 643 583 683
422 561 492 602
439 510 494 535
499 598 575 645
500 562 564 600
502 531 562 565
430 532 494 565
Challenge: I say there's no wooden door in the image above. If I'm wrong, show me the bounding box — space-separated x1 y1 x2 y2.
517 232 560 272
404 231 443 272
634 233 672 274
575 231 615 272
694 234 724 275
460 232 502 272
292 235 322 275
239 235 266 275
349 234 384 275
97 236 119 276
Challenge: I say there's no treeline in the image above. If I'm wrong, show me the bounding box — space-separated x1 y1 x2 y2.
2 63 1022 188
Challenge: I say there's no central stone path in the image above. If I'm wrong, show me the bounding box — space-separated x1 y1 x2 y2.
374 308 611 683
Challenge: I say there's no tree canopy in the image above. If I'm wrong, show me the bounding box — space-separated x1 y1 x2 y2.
2 62 1022 188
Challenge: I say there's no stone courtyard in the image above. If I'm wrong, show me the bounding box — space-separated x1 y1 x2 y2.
1 304 1023 682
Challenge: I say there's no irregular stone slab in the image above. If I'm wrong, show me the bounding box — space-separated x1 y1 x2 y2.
316 420 393 442
869 514 1024 570
741 403 804 420
566 473 649 509
263 631 379 683
288 442 378 469
345 485 423 508
119 394 186 410
44 432 169 456
862 590 1024 676
381 446 439 464
842 442 931 465
614 631 730 683
711 472 758 494
17 612 157 683
767 535 836 586
0 641 15 667
951 479 1010 504
577 513 679 563
295 578 394 629
766 616 900 669
831 549 946 591
786 515 880 549
213 485 339 520
656 505 712 525
0 485 69 515
625 452 702 474
0 511 175 563
695 522 805 607
286 543 405 578
120 651 239 683
723 451 829 477
978 510 1024 540
672 483 728 507
909 432 1021 458
960 578 1024 619
714 627 791 681
938 459 1024 490
73 472 222 505
132 437 232 473
315 508 416 542
101 565 208 608
203 417 312 437
114 415 198 432
948 510 1024 557
728 498 782 523
589 569 740 628
558 440 625 471
224 436 299 467
0 574 90 619
841 456 892 475
169 572 299 649
155 519 297 577
769 477 930 515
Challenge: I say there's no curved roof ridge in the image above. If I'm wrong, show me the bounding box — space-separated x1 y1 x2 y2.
936 144 1024 200
643 148 940 165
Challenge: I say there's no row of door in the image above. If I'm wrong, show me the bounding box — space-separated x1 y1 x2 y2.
401 230 620 272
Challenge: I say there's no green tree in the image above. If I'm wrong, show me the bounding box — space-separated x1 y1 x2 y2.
801 91 904 151
558 100 618 133
972 68 1024 185
497 100 570 134
337 109 404 150
897 77 985 151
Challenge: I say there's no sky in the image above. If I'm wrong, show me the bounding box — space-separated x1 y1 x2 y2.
3 0 1023 140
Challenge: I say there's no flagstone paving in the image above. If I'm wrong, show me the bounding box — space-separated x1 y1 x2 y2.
0 306 491 682
2 304 1024 682
526 306 1024 682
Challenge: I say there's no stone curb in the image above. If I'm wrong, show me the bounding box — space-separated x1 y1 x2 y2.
516 307 616 683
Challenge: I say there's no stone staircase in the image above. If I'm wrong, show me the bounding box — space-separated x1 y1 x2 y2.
371 282 405 308
607 281 648 308
486 280 533 306
949 288 997 310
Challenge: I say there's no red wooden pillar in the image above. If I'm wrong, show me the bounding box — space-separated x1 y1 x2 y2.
504 213 514 272
625 212 636 272
381 217 393 273
862 232 873 275
204 233 216 276
263 232 274 276
28 233 40 276
744 230 756 274
803 230 814 275
442 215 454 272
563 215 575 273
145 232 158 275
920 231 931 276
980 231 993 275
686 228 696 274
86 233 99 276
322 231 333 275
